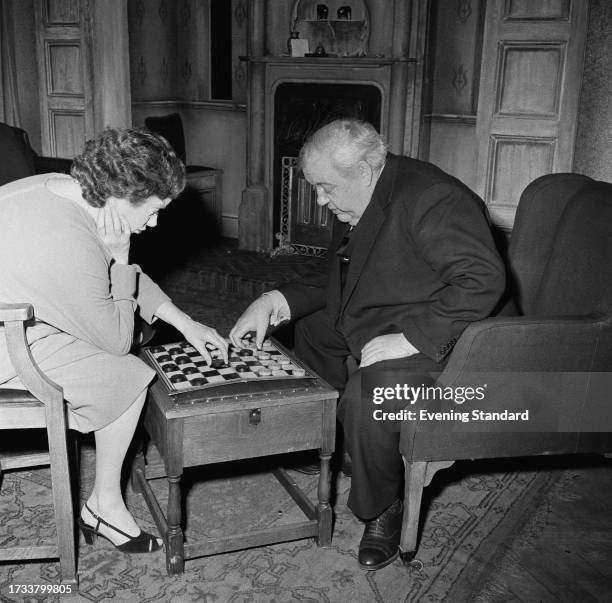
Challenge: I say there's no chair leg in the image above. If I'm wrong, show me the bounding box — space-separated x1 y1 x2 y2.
46 409 78 588
399 459 427 564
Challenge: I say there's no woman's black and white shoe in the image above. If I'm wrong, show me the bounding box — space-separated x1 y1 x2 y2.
78 503 162 553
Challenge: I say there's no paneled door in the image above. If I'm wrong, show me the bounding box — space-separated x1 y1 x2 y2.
475 0 588 231
34 0 94 158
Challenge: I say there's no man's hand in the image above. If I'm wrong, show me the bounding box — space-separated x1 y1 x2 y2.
229 295 276 349
97 204 131 265
360 333 418 368
180 319 228 365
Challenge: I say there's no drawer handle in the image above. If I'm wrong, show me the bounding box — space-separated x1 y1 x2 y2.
249 408 261 426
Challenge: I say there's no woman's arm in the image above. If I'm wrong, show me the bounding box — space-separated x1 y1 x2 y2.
153 301 228 364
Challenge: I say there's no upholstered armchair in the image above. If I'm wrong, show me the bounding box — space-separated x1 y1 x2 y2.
399 173 612 563
144 113 213 173
0 121 71 187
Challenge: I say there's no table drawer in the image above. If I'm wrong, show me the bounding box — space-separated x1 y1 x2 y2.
182 399 324 465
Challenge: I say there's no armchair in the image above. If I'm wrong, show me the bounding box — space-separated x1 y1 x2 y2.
0 303 77 587
144 112 214 173
142 112 223 240
399 173 612 562
0 121 71 187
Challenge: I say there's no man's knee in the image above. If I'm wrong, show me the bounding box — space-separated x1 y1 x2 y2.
339 363 439 433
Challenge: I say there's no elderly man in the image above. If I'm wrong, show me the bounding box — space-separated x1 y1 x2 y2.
230 119 505 570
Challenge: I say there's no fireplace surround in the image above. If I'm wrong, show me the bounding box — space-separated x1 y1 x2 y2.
239 0 428 251
274 82 382 254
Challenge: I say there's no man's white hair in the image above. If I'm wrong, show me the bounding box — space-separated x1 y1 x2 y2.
299 119 387 176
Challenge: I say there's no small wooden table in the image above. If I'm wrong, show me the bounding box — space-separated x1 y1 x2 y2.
132 343 338 575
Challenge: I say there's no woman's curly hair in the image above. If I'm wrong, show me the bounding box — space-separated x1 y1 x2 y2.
70 128 186 207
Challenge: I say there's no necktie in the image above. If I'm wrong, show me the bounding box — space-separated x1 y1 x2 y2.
336 226 354 290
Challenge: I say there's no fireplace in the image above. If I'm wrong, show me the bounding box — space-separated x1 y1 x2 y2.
238 1 427 252
274 82 382 254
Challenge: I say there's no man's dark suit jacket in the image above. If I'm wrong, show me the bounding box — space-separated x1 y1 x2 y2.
279 153 506 363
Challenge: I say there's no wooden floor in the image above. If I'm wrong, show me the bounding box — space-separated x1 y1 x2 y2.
460 455 612 602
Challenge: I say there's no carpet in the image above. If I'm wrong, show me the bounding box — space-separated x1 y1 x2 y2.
0 453 566 603
2 249 607 601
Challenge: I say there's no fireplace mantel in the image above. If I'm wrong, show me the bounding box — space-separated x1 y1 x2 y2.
239 0 429 251
242 56 412 66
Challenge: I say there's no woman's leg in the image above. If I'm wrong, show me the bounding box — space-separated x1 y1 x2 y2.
81 387 156 544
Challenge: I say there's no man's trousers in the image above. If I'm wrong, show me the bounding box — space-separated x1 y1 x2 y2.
294 308 442 520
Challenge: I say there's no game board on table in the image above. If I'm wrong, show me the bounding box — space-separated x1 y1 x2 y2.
143 338 317 396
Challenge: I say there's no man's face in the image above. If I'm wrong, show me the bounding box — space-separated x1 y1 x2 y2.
302 149 372 226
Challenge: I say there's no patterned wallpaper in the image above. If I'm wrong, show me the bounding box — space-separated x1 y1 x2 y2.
128 0 247 103
573 0 612 182
430 0 484 116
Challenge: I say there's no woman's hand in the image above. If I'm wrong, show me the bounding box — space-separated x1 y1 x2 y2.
97 204 131 264
153 302 229 365
180 319 229 365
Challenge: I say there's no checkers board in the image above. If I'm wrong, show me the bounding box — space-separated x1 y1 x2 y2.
143 338 317 396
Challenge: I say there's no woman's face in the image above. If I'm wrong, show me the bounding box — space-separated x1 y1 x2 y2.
110 195 172 234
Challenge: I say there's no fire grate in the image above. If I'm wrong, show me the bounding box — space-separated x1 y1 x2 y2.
276 156 332 257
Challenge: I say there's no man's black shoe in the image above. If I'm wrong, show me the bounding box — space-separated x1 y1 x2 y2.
289 451 320 475
358 499 403 570
291 449 352 476
292 461 321 475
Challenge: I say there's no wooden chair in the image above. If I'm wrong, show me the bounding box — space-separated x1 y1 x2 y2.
398 173 612 563
0 302 77 588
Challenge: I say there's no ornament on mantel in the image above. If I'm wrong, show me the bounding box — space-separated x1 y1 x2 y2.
288 30 310 57
291 0 370 58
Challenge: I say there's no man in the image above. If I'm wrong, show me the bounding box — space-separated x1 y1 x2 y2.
229 119 505 570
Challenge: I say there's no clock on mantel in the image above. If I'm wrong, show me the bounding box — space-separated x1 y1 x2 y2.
291 0 370 57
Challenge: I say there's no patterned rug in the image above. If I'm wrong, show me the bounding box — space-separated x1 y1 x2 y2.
0 454 566 602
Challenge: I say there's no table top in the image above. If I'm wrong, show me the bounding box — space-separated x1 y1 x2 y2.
142 339 338 420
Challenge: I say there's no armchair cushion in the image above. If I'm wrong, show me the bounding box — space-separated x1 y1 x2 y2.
535 182 612 316
508 173 593 315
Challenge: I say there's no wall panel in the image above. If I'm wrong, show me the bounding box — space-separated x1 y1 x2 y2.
497 44 563 116
50 109 85 156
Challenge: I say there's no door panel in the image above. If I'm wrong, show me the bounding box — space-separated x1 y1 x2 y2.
35 0 93 157
475 0 588 231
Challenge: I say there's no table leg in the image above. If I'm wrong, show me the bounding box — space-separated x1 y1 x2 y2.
166 474 184 574
316 451 333 546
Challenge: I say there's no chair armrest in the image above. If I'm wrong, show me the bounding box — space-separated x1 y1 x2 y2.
444 315 610 375
34 156 72 175
1 304 63 405
400 315 612 458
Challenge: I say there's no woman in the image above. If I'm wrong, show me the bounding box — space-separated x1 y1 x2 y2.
0 128 228 553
